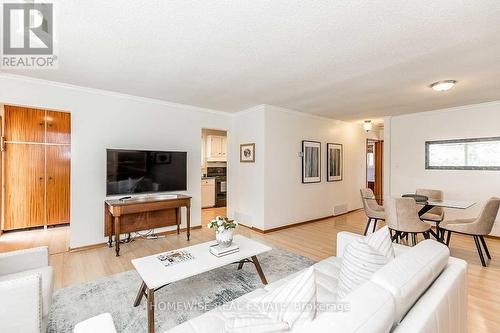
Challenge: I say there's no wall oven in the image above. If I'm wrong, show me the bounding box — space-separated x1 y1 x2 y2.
206 167 226 207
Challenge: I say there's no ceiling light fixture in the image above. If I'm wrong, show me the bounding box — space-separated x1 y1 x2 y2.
363 120 373 132
430 80 457 92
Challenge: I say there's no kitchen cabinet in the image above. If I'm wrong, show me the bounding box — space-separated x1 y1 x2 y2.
206 135 227 161
201 178 216 208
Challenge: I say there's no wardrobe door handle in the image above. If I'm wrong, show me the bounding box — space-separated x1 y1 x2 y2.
39 177 43 181
49 177 53 181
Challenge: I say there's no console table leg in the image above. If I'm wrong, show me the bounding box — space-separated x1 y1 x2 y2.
114 216 121 256
251 255 268 285
134 281 146 307
186 205 191 241
147 287 155 333
108 235 112 248
176 207 180 235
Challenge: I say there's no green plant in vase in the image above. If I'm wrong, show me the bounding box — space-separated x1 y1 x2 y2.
207 216 238 247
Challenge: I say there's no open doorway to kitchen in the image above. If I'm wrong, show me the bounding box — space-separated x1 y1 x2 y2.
201 129 227 222
366 139 383 205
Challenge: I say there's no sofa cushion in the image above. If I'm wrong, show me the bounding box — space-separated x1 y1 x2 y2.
0 265 53 318
224 308 290 332
296 281 395 333
370 239 449 326
337 226 394 298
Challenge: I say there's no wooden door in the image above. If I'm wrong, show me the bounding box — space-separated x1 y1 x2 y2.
46 110 71 144
4 105 46 143
4 144 45 229
46 145 71 225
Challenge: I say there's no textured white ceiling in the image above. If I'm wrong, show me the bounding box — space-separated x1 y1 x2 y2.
3 0 500 120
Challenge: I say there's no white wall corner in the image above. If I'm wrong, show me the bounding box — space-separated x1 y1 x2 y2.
383 116 392 200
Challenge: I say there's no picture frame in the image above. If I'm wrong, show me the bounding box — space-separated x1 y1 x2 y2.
302 140 321 183
327 143 343 182
240 143 255 163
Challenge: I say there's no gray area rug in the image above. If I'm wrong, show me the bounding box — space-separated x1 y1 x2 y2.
47 247 315 333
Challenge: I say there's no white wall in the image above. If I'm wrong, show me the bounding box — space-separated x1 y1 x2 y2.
229 105 378 230
227 106 266 230
0 74 232 248
387 100 500 235
264 105 378 229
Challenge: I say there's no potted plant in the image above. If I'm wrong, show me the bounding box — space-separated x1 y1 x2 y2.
207 216 238 247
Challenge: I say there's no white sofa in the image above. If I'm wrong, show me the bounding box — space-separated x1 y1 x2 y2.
76 232 467 333
0 246 54 333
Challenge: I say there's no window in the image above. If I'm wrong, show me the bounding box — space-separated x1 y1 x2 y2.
425 137 500 170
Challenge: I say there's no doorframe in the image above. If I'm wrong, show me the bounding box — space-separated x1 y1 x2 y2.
366 139 383 204
201 127 229 214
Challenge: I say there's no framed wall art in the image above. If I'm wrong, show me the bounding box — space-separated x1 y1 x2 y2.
302 140 321 183
327 143 343 181
240 143 255 162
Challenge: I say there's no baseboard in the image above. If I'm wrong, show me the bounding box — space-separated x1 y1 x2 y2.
69 225 202 252
485 234 500 241
249 208 361 234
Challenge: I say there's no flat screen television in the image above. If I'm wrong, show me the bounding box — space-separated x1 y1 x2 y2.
106 149 187 196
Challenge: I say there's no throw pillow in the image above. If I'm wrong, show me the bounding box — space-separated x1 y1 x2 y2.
252 266 317 330
337 226 395 299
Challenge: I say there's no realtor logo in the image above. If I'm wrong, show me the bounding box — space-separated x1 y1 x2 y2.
2 2 57 68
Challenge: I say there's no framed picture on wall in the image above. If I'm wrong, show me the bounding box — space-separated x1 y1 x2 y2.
240 143 255 162
327 143 343 182
302 140 321 183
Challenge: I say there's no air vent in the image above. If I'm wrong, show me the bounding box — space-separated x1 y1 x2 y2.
333 204 348 216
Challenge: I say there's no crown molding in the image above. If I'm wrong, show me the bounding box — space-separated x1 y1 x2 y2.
0 73 232 117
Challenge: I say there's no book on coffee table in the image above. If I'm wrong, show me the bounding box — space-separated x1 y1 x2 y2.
209 243 240 257
157 250 195 267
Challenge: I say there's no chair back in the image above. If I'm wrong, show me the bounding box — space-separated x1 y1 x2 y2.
416 188 444 216
386 197 430 233
360 188 382 215
475 197 500 235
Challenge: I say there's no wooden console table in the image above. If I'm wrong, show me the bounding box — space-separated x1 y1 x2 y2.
104 194 191 256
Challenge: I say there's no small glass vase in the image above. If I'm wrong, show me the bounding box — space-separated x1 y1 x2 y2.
216 229 234 248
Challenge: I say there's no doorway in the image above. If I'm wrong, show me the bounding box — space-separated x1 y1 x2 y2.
366 139 383 204
201 129 227 222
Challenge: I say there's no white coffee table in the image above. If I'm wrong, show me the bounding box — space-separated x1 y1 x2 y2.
131 235 272 333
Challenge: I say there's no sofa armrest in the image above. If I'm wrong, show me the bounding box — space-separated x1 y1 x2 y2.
0 246 49 276
74 313 117 333
336 231 363 258
0 273 43 333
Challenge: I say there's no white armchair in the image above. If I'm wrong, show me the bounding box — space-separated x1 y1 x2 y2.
0 246 54 333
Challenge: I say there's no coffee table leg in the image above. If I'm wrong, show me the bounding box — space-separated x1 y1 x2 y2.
134 281 146 307
147 287 155 333
251 255 268 285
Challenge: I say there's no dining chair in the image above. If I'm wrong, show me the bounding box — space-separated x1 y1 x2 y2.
439 197 500 267
416 189 444 222
416 188 445 238
360 188 385 235
385 197 431 246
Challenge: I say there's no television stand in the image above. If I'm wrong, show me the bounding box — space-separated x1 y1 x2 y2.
104 194 191 256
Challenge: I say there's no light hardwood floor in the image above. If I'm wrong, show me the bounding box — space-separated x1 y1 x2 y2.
1 207 499 332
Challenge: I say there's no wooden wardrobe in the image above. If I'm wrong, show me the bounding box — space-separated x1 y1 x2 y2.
2 105 71 230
